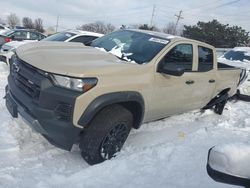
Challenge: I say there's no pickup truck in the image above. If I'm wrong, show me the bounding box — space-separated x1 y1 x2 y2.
5 29 246 165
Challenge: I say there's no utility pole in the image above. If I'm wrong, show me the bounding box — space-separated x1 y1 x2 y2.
174 10 183 35
55 15 60 32
150 5 156 27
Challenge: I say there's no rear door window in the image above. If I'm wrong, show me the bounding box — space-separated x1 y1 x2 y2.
12 31 28 40
198 46 213 72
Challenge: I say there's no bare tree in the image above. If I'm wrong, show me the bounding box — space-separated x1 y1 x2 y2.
128 24 140 29
22 17 33 29
7 13 20 29
162 22 176 35
106 23 115 34
34 18 44 33
0 18 5 25
78 21 115 34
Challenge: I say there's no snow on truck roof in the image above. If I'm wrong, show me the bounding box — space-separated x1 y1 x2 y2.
64 29 104 37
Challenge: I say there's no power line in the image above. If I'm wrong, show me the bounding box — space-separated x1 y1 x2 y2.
183 0 224 11
214 0 241 8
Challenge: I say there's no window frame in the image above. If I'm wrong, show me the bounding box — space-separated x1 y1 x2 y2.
158 43 194 72
197 45 214 72
12 31 28 40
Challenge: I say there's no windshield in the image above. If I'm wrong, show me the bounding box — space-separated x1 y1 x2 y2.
42 32 76 41
1 30 14 36
223 50 250 62
90 30 169 64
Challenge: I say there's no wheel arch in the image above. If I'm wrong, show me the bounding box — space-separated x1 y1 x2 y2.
78 91 145 129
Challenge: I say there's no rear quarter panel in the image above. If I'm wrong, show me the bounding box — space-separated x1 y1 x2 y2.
215 68 241 97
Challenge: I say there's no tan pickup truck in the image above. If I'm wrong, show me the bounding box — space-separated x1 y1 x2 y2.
5 29 246 165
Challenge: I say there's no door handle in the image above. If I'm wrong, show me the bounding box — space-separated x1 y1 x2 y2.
209 79 215 83
186 80 194 85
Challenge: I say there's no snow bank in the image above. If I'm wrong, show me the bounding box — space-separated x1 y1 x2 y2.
209 143 250 179
0 69 249 188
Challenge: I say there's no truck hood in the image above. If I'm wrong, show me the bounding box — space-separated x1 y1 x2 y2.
16 41 134 77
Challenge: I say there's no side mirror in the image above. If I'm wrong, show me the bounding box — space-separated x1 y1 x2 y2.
207 144 250 187
157 63 185 77
11 35 15 40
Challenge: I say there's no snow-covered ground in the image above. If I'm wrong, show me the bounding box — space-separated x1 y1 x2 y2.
0 63 250 188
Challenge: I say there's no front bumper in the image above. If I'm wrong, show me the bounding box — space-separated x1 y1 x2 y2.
5 60 82 151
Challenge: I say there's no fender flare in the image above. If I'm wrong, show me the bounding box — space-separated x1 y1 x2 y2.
78 91 145 129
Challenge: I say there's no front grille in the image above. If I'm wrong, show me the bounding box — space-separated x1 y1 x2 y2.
11 58 41 100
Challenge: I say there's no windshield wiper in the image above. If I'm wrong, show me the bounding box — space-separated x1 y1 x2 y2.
112 53 129 62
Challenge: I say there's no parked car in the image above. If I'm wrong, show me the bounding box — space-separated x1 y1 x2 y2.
5 29 246 165
42 30 103 44
0 25 10 35
0 29 46 48
216 48 231 58
218 47 250 94
0 30 103 66
207 144 250 187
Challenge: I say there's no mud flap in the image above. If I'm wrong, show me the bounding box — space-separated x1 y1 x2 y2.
214 100 227 115
203 92 229 115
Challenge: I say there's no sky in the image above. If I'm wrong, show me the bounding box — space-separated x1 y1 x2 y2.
0 0 249 32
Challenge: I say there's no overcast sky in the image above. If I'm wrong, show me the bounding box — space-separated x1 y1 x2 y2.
0 0 249 32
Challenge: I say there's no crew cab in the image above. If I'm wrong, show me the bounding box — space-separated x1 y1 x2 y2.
5 29 246 165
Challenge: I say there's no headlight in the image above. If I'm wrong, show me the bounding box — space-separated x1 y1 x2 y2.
50 74 97 92
9 53 18 66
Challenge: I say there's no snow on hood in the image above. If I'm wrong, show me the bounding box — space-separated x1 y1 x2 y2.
2 40 35 51
218 47 250 70
218 57 250 70
95 44 136 64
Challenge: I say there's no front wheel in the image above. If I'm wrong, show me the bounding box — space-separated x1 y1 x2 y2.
79 104 133 165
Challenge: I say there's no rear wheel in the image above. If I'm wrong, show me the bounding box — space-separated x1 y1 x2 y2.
79 104 133 165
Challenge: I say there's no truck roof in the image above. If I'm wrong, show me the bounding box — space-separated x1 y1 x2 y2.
127 29 215 49
127 29 179 40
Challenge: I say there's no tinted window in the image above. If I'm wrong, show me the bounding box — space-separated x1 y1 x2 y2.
0 26 4 29
162 44 193 71
42 32 76 41
223 50 250 62
12 31 28 39
198 46 213 71
91 30 168 64
30 32 39 40
38 34 46 40
70 36 98 44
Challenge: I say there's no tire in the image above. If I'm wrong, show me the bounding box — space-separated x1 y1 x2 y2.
79 104 133 165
